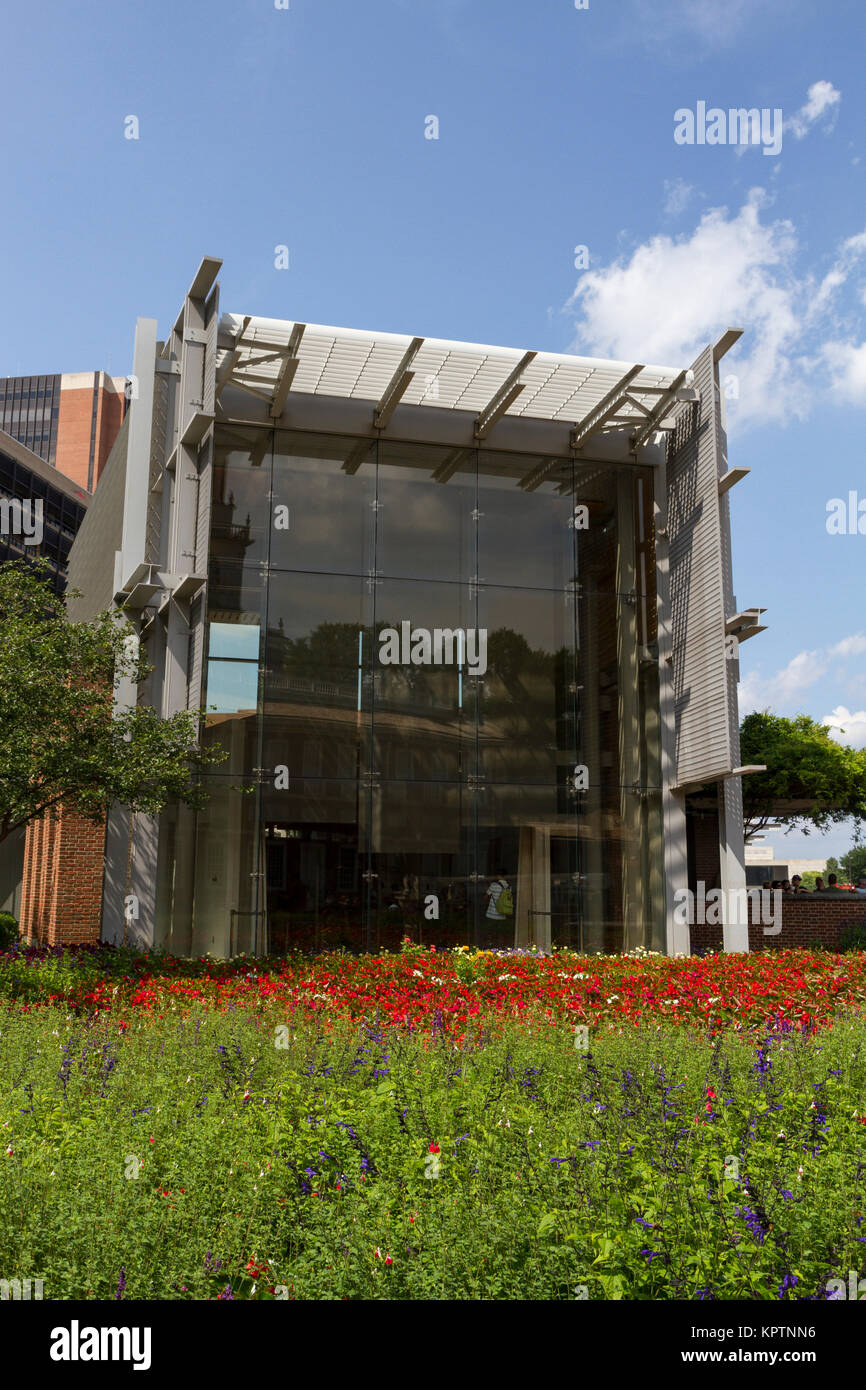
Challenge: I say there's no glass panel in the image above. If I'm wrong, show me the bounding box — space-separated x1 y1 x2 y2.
271 431 376 576
372 577 476 782
208 621 260 660
363 780 474 951
183 778 263 958
261 777 363 954
205 659 259 714
263 570 374 798
263 569 374 695
376 440 475 583
477 451 574 591
477 584 578 785
210 428 272 564
207 558 267 627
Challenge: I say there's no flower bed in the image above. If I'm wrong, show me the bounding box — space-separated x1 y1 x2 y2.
1 941 864 1041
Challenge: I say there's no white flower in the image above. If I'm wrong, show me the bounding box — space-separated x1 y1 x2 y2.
412 970 423 978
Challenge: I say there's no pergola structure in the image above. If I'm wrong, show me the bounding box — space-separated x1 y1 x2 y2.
215 304 702 464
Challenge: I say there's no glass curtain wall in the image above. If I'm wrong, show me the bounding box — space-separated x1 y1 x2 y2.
164 424 663 957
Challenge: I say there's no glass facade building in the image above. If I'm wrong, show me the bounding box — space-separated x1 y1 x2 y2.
158 426 665 956
66 259 759 958
0 429 89 593
0 375 61 465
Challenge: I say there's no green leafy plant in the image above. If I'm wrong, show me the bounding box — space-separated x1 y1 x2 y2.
0 560 226 842
740 710 866 843
0 913 18 950
839 922 866 953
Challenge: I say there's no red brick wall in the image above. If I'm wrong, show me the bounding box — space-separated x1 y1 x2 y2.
55 376 124 492
691 812 721 891
690 896 866 953
55 384 95 491
93 383 124 485
19 805 105 945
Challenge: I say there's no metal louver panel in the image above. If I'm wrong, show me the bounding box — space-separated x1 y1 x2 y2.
667 346 732 786
187 594 204 712
145 371 168 566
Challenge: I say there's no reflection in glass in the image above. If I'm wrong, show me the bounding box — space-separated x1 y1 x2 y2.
192 427 665 955
272 432 376 576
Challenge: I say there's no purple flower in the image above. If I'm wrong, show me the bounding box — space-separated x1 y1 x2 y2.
114 1267 126 1300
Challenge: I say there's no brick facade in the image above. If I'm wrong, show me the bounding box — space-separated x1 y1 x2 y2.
690 896 866 953
55 373 125 492
19 806 106 945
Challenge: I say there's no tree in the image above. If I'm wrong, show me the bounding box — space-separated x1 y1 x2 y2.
0 561 225 843
830 844 866 883
739 711 866 843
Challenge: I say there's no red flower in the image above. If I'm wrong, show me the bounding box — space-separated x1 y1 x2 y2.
428 1143 440 1154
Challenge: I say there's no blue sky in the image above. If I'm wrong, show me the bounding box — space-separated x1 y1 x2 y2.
2 0 865 861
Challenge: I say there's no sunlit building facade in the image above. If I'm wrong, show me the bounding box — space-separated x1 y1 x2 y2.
67 259 761 956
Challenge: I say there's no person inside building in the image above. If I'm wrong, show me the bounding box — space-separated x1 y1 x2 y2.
481 869 513 947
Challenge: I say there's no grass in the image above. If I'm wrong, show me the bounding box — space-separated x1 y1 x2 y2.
1 984 864 1300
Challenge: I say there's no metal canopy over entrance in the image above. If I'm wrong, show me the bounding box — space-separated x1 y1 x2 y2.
217 312 696 455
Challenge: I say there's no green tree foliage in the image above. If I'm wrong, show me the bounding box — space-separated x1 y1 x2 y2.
838 844 866 882
740 711 866 843
0 562 224 843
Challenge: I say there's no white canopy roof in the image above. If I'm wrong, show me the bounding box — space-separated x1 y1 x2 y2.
217 313 694 448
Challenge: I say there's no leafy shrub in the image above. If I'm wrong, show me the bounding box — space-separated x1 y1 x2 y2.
839 921 866 953
0 913 19 950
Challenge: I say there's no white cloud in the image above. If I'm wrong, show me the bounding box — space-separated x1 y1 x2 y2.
787 80 841 139
739 635 866 723
627 0 772 46
821 705 866 748
567 191 866 428
829 634 866 658
822 340 866 405
662 178 693 217
739 649 828 714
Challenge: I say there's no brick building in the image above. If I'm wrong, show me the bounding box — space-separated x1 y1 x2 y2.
0 371 127 492
0 371 127 931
